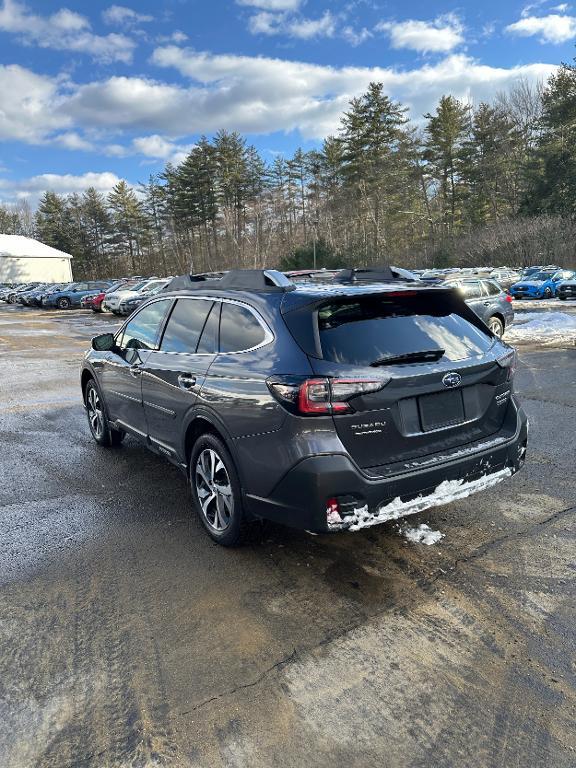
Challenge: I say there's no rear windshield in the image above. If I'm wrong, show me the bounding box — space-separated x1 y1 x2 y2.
316 293 492 366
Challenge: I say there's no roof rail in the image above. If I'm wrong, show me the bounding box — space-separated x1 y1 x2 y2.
164 269 296 294
334 265 419 284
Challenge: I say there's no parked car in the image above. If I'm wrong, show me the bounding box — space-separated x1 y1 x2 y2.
556 276 576 300
117 278 173 316
17 283 52 305
80 281 130 312
102 278 160 314
42 281 112 309
34 283 72 307
443 278 514 337
2 283 41 303
509 269 576 299
81 268 527 546
489 269 521 290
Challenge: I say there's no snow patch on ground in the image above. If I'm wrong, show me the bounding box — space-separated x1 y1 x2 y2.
347 467 512 531
401 523 444 545
506 312 576 345
513 298 576 310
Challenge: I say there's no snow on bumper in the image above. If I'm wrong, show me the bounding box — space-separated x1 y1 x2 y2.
328 467 512 532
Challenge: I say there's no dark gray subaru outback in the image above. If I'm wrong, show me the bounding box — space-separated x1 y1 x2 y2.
81 269 528 545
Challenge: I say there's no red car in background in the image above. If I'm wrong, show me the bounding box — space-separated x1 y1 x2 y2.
80 281 130 312
81 292 106 312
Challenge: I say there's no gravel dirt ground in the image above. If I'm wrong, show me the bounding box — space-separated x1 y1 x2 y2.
0 303 575 768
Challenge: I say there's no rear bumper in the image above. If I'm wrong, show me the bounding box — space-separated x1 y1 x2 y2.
244 400 528 533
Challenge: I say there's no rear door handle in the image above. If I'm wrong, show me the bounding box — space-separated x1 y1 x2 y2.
178 373 197 390
129 365 142 377
483 301 491 306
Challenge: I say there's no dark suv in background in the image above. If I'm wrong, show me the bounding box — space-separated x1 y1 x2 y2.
81 269 528 546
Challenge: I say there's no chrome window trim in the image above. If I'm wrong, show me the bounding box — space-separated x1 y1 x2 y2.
133 294 275 357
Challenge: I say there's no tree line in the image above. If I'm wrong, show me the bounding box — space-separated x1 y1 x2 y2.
3 57 576 278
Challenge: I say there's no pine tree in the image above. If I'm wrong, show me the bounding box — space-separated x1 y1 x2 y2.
424 95 471 237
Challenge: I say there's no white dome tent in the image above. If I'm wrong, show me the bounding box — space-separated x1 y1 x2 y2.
0 235 73 283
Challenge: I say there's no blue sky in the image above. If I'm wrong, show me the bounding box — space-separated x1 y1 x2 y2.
0 0 573 204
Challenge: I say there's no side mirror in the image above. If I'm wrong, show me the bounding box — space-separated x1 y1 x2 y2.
92 333 116 352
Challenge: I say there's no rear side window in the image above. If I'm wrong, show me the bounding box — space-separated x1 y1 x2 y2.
317 293 492 366
459 281 483 299
220 303 267 353
160 299 213 353
485 281 502 296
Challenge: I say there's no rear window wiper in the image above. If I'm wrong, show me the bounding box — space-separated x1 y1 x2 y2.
370 349 445 367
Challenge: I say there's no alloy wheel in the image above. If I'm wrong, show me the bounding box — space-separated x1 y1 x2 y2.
195 448 233 532
87 386 104 439
488 318 504 337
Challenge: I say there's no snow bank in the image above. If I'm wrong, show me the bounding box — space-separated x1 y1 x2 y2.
346 467 512 531
401 523 444 545
506 312 576 345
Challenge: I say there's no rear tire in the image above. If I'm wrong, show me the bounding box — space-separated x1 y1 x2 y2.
487 316 504 337
85 379 125 447
543 287 553 299
58 297 71 310
558 295 566 300
189 433 249 546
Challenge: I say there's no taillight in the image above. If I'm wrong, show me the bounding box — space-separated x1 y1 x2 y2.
267 376 389 415
497 349 517 381
505 295 513 303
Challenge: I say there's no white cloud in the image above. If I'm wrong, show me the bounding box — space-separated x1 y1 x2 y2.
505 13 576 43
0 0 136 63
156 30 188 44
236 0 302 10
54 132 94 151
342 26 372 46
0 64 70 143
0 171 124 203
147 47 555 138
102 5 153 26
0 52 556 158
103 135 192 164
131 135 193 164
249 9 336 38
377 14 465 52
287 11 336 39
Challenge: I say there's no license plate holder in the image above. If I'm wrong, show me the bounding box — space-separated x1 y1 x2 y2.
418 389 465 431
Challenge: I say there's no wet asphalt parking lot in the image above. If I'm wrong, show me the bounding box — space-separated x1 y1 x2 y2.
0 302 575 768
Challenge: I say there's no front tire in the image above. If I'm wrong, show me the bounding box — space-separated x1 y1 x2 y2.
558 295 566 300
58 297 71 309
487 316 504 337
85 379 124 447
543 287 553 299
189 433 248 546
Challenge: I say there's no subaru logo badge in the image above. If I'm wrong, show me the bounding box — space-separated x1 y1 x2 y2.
442 372 462 388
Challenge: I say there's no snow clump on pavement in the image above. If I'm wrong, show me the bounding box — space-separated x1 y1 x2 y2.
401 523 445 546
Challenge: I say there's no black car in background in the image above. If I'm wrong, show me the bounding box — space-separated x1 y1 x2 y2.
82 269 527 546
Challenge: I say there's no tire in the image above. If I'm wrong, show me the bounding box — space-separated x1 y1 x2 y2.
85 379 125 447
487 316 504 337
7 294 16 304
57 297 71 310
189 433 249 546
543 287 553 299
558 295 566 300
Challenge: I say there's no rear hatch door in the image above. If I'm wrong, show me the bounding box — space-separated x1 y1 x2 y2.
286 287 512 473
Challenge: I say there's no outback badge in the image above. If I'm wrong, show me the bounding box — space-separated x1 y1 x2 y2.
442 371 462 388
